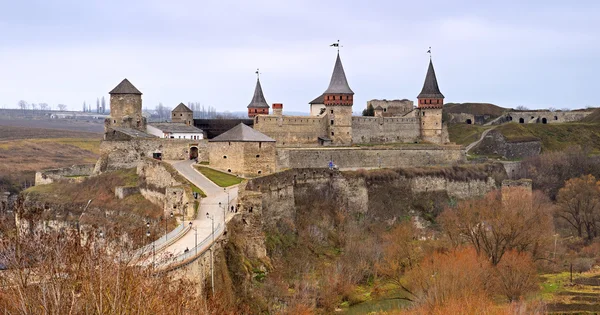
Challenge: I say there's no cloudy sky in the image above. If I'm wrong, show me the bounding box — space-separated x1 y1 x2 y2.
0 0 598 112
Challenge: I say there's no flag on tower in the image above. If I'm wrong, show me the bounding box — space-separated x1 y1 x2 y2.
330 42 339 47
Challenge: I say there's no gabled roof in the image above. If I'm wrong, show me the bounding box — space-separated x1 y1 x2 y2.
109 79 142 95
209 123 275 142
323 53 354 95
172 103 193 112
149 123 203 133
247 78 270 109
309 93 325 104
417 59 444 99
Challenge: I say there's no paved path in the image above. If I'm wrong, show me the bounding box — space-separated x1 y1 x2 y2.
142 160 238 268
465 126 496 153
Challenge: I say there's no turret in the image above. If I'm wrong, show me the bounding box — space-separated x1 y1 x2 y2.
417 59 445 144
172 103 193 125
106 78 146 132
323 52 354 145
247 77 270 118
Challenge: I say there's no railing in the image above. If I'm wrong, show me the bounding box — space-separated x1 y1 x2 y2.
157 223 223 270
133 223 190 259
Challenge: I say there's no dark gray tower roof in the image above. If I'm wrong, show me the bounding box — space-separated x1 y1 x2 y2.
323 53 354 95
417 59 444 99
109 79 142 95
173 103 193 112
247 78 270 109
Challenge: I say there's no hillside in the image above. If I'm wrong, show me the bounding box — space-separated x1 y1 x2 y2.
495 122 600 153
444 102 507 117
581 108 600 123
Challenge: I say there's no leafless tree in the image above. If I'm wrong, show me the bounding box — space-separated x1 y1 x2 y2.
515 105 529 111
57 104 67 111
17 100 27 111
38 103 48 111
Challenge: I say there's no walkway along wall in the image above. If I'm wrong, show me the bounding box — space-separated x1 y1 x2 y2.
276 145 465 170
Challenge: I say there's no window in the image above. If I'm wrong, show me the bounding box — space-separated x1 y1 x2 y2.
256 154 260 158
330 110 334 114
227 169 231 172
422 111 425 116
259 142 262 148
330 120 334 125
180 113 182 116
331 132 334 136
383 108 387 112
258 170 262 174
223 156 227 159
255 109 257 113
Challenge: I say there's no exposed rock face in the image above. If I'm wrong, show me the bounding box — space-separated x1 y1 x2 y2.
472 129 541 160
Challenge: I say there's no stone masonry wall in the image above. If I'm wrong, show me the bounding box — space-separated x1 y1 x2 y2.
253 115 327 147
94 139 208 173
473 129 541 160
35 164 95 186
366 99 414 117
352 116 420 144
494 110 593 125
277 145 465 170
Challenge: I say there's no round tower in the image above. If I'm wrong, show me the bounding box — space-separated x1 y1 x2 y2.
106 78 146 132
417 59 444 144
323 52 354 145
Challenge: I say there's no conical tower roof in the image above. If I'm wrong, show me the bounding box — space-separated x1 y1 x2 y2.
109 78 142 95
324 53 354 95
247 78 270 109
417 59 444 99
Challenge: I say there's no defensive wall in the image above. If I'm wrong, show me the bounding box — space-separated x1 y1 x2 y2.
35 164 95 186
209 141 277 176
94 139 208 173
446 112 490 125
352 116 420 143
366 99 413 117
493 110 593 125
472 130 541 160
136 158 197 219
276 145 465 170
253 115 327 147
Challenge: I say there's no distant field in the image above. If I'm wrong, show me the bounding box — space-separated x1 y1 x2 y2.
0 122 102 191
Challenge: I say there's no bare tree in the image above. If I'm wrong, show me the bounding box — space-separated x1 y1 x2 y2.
30 103 38 110
39 103 48 111
515 105 529 111
17 100 27 111
101 97 106 113
57 104 67 111
556 175 600 241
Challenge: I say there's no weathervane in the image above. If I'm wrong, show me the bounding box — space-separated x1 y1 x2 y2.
427 47 432 59
330 40 342 52
255 68 260 79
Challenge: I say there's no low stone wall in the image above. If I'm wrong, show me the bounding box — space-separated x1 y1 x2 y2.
492 110 593 125
137 158 196 218
472 130 541 160
276 145 465 170
94 139 208 173
115 186 140 199
352 116 420 144
34 164 95 186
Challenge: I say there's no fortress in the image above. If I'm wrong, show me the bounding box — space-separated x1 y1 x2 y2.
96 52 464 176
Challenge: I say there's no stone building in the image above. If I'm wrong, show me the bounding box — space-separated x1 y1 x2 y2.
146 123 204 140
254 53 447 146
247 78 270 118
367 99 414 117
417 59 445 144
105 79 146 133
208 123 276 176
171 103 194 125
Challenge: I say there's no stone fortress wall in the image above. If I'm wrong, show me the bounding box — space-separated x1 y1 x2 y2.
94 139 208 173
35 164 95 186
209 141 277 176
493 110 593 125
351 112 421 144
253 115 327 147
276 145 465 170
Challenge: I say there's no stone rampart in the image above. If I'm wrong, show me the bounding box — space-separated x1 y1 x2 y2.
472 130 541 160
276 145 465 170
94 139 208 173
253 115 327 146
136 158 197 218
35 164 95 186
494 110 593 125
366 99 413 117
352 116 420 143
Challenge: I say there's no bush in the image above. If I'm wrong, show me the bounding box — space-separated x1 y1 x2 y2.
572 258 595 273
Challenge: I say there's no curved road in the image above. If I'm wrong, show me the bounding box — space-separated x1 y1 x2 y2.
143 160 238 267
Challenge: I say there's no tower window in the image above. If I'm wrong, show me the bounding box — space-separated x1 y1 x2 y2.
422 111 425 116
330 110 334 114
331 132 334 136
330 120 334 125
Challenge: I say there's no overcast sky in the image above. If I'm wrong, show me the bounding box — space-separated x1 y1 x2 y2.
0 0 598 112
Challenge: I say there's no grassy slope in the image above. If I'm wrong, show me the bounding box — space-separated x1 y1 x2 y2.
496 123 600 153
541 270 600 313
194 166 243 187
447 124 492 146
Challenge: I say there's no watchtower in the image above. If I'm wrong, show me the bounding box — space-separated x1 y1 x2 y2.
323 52 354 145
172 103 193 125
247 77 270 118
106 78 146 132
417 59 444 144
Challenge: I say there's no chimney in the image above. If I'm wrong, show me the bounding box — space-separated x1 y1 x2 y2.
272 103 283 116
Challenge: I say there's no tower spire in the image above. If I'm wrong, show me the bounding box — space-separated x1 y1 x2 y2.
323 52 353 95
417 58 444 100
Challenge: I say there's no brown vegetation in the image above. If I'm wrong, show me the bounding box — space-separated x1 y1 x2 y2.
556 175 600 241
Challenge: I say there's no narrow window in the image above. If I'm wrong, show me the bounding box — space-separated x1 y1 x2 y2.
331 110 334 114
331 132 334 136
330 120 334 125
259 142 262 148
422 111 425 116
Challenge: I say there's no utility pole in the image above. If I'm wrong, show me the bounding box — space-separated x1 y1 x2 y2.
206 212 215 295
